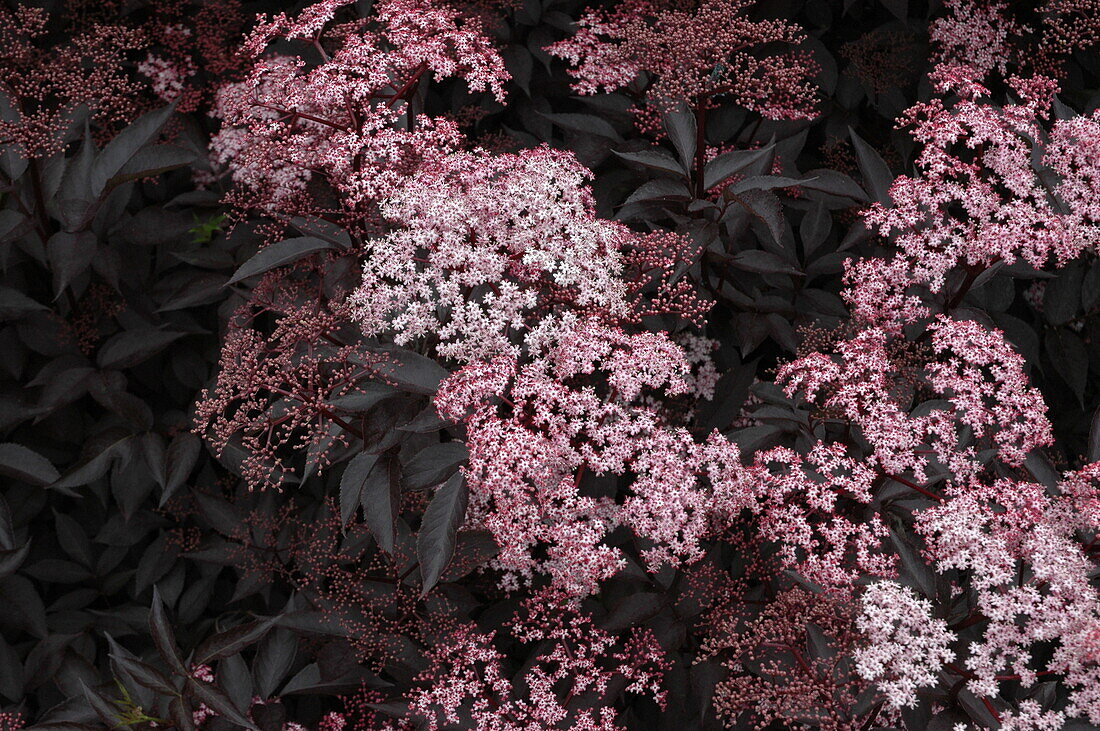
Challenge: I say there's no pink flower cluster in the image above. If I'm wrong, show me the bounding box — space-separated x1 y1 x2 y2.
331 75 719 594
774 55 1100 726
138 49 196 104
436 313 904 596
916 469 1100 724
209 0 508 217
544 0 818 130
195 274 388 490
929 0 1100 78
0 6 147 157
350 146 636 362
859 67 1100 313
407 592 668 730
350 143 714 363
436 317 712 594
854 582 956 709
779 316 1052 484
925 316 1053 466
929 0 1024 79
748 443 895 591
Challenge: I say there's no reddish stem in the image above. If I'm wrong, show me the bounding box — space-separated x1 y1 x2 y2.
887 473 944 503
253 102 350 131
693 102 708 198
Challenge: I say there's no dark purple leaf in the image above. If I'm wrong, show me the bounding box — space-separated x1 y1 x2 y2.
0 443 59 486
227 237 336 285
417 472 468 595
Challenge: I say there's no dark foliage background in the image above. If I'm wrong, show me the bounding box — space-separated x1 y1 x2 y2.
1 0 1099 729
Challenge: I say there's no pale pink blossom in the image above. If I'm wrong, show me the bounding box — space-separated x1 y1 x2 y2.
917 471 1100 724
855 581 956 709
439 318 712 593
407 595 667 730
349 147 637 362
999 700 1067 731
926 316 1053 466
929 0 1025 79
210 0 507 217
862 66 1098 301
545 0 817 130
138 52 197 103
779 317 1052 484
